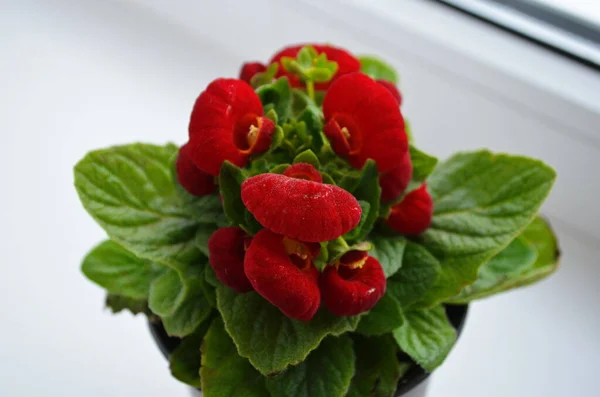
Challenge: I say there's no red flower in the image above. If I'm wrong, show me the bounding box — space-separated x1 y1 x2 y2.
282 162 323 183
323 73 408 173
377 79 402 106
321 254 386 316
175 143 217 197
208 227 253 293
187 78 276 176
379 151 412 202
239 62 266 84
270 43 360 89
386 184 433 235
241 168 362 242
244 229 321 321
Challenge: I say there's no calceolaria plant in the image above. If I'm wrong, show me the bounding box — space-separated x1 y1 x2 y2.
75 43 559 396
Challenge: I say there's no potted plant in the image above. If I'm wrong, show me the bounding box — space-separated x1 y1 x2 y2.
74 43 559 397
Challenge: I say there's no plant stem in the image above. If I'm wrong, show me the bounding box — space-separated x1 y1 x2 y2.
306 80 315 101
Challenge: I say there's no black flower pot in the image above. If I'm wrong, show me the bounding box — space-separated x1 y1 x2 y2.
149 304 469 397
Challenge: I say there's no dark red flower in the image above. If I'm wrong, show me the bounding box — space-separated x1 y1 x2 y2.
241 170 362 242
323 73 409 173
379 151 412 202
386 184 433 235
377 79 402 106
283 162 323 183
270 43 360 89
208 227 254 293
239 62 267 84
175 143 217 196
321 255 386 316
244 229 321 321
187 78 276 176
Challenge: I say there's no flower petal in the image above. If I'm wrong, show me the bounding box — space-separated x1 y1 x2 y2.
239 62 266 84
187 78 266 176
270 43 360 89
323 73 408 173
380 151 412 202
208 227 254 293
283 163 323 183
386 183 433 235
175 143 217 197
321 256 386 316
244 229 321 322
377 79 402 106
241 173 362 242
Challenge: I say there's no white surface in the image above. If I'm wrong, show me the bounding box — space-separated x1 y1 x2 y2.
0 0 599 396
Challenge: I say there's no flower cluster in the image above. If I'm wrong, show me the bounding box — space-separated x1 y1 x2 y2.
176 43 433 322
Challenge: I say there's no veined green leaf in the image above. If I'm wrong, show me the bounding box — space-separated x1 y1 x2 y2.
447 217 559 303
266 335 354 397
369 234 407 278
256 77 292 123
105 294 149 316
169 317 212 388
409 145 438 183
358 55 399 83
74 143 208 272
148 268 186 317
392 305 456 372
218 161 248 228
417 150 556 305
82 240 164 299
201 317 268 397
162 272 212 337
347 334 411 397
356 293 403 336
216 286 359 375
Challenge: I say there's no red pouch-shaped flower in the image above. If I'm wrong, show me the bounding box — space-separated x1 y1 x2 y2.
377 79 403 106
270 43 360 89
379 151 412 202
175 143 217 197
187 78 275 176
208 227 254 293
239 62 267 84
386 183 433 235
241 165 362 242
244 229 321 322
321 252 386 316
323 73 408 173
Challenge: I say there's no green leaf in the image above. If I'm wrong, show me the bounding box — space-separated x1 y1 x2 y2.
345 160 381 243
392 305 456 372
343 201 371 242
218 161 248 228
176 189 226 227
169 317 212 388
356 293 403 336
257 78 292 123
417 150 556 305
162 273 212 337
105 294 149 316
447 217 559 303
74 143 204 272
81 240 164 299
266 335 354 397
369 235 407 278
409 145 438 183
293 149 320 168
148 268 186 317
327 238 372 265
250 62 279 88
201 317 268 397
216 286 359 375
313 242 329 272
387 241 441 309
195 224 218 257
348 334 411 397
358 55 399 84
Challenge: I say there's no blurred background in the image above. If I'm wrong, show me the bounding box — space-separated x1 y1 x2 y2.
1 0 599 396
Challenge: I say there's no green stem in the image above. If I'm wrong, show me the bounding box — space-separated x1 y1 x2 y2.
306 80 315 101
